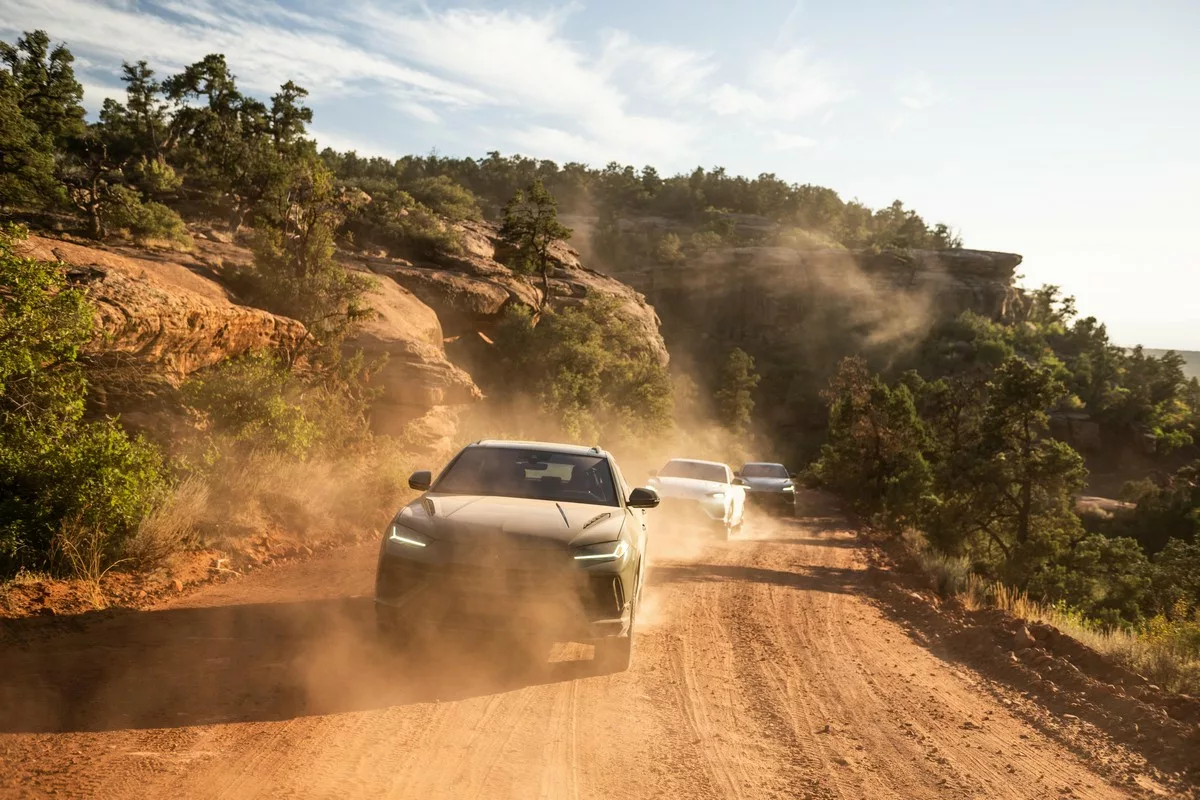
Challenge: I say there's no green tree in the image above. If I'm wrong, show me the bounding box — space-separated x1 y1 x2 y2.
0 77 60 209
0 30 85 148
811 357 933 530
714 347 760 437
652 232 684 265
938 358 1087 586
245 158 374 353
499 179 572 306
487 296 672 441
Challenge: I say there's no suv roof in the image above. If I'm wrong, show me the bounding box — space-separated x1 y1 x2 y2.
743 461 786 468
468 439 610 457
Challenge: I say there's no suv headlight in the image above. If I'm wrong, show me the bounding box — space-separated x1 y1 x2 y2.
388 523 430 548
573 540 629 563
706 491 726 501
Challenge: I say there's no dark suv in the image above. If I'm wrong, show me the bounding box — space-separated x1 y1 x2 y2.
736 462 798 516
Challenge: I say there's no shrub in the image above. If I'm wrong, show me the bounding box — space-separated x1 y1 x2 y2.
405 175 481 221
181 350 374 462
0 225 170 578
101 184 191 246
485 296 673 443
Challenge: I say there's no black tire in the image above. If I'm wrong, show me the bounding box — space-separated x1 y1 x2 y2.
597 569 638 672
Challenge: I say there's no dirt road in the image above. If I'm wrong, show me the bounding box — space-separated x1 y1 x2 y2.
0 499 1153 799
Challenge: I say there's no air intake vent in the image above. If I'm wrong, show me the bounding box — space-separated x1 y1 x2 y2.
582 512 611 530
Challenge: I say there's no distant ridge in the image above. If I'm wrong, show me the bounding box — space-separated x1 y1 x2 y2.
1132 348 1200 379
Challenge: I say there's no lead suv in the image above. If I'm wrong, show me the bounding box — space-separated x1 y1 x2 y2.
375 440 658 670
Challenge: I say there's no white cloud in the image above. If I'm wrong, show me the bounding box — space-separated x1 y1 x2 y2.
598 30 715 104
764 130 818 151
0 0 845 167
709 47 844 122
896 71 944 111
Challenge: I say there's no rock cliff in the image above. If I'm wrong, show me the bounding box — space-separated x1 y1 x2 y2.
17 235 481 452
357 220 669 366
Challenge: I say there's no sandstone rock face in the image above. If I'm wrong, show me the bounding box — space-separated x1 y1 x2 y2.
347 276 481 451
18 235 482 453
18 235 308 383
359 220 669 366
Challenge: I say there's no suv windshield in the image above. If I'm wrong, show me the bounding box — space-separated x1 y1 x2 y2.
742 463 789 479
434 447 619 506
659 460 727 483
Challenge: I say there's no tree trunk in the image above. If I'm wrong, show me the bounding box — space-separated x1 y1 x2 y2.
539 264 550 311
87 206 103 240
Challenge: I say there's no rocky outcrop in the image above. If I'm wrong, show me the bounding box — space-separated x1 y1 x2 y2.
347 276 481 450
17 235 482 452
357 220 669 366
19 236 308 382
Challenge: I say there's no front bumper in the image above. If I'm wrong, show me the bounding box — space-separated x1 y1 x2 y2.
653 497 729 534
374 538 633 639
746 490 795 513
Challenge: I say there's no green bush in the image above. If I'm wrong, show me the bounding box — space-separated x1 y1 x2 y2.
485 296 673 442
405 175 481 221
182 350 374 462
101 184 190 245
0 225 169 578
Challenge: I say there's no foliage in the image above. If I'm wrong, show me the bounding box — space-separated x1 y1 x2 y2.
0 226 168 578
341 184 464 259
713 348 760 437
406 175 481 221
0 78 61 209
811 357 933 531
0 30 85 148
484 296 672 442
322 151 962 252
182 352 319 459
100 184 190 245
499 179 572 305
243 158 375 352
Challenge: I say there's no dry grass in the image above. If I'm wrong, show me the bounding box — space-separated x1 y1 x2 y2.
908 543 1200 696
187 440 416 551
49 515 128 606
123 476 209 569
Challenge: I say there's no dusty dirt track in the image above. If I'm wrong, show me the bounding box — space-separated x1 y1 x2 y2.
0 498 1166 799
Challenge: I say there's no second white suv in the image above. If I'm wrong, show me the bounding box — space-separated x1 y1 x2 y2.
647 458 747 539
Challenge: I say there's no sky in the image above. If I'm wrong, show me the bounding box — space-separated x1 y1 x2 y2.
2 0 1197 349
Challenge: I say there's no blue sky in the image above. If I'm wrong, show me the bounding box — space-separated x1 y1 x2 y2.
3 0 1197 349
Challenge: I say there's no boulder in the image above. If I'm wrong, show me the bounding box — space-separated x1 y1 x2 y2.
347 275 482 451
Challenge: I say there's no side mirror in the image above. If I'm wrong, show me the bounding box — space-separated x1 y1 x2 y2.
408 470 432 491
732 477 749 487
789 472 799 480
733 469 743 478
627 487 660 509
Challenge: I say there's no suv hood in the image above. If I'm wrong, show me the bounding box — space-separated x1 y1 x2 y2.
649 476 729 500
743 477 793 492
394 494 626 548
